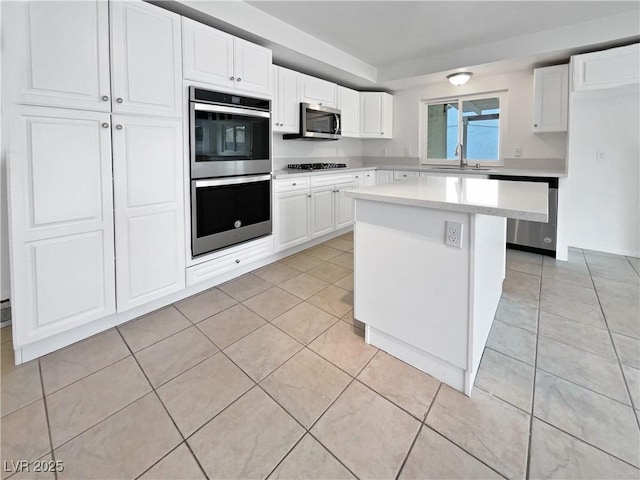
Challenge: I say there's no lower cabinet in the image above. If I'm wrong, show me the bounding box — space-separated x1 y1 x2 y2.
7 106 185 347
274 173 355 252
8 106 117 346
112 115 185 311
376 170 394 185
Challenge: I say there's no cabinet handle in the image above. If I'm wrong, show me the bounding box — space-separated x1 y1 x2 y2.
101 95 109 101
235 259 240 264
116 124 123 130
230 76 235 81
116 98 123 104
237 78 242 82
101 122 109 128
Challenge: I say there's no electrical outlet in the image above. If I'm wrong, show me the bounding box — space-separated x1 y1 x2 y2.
597 150 606 161
514 146 522 157
404 147 411 157
445 221 463 248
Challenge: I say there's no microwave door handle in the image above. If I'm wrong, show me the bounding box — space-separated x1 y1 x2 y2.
334 114 340 134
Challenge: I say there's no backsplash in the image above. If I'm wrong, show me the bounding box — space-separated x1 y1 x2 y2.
272 134 365 170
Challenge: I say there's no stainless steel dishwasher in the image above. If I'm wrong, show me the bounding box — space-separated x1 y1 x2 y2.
489 175 558 256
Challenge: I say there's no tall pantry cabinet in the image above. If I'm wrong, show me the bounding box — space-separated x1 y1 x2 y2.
3 0 185 357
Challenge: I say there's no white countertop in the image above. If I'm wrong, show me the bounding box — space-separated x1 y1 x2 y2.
346 176 549 222
272 165 566 179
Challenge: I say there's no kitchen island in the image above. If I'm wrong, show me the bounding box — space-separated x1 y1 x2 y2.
346 176 548 395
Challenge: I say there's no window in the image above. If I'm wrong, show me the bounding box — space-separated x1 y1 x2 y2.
421 92 506 165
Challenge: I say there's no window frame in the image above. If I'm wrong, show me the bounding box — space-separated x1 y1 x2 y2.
419 90 508 166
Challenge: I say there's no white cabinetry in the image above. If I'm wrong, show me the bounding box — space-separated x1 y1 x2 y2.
8 106 117 346
338 86 360 137
300 74 337 107
572 44 640 92
360 92 393 138
376 170 395 185
2 1 111 111
354 170 376 188
182 17 272 95
533 65 568 133
273 66 300 133
112 116 185 311
394 170 420 181
274 178 311 251
110 0 182 117
274 173 354 252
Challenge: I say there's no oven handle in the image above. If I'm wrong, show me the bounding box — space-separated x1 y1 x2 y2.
194 174 271 188
193 103 271 118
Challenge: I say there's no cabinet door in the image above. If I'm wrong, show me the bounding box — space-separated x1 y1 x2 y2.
300 74 337 107
110 0 182 117
354 172 375 188
335 182 355 229
275 191 310 251
533 65 568 133
3 1 111 111
8 106 116 346
311 187 335 237
233 38 272 94
376 170 394 185
361 92 393 138
274 67 300 133
338 86 360 137
182 17 234 90
112 115 185 311
572 44 640 91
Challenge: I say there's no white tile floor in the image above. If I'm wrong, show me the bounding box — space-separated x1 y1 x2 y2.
1 235 639 479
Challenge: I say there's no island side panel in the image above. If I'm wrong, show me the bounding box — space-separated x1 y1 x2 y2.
353 199 471 381
466 214 507 393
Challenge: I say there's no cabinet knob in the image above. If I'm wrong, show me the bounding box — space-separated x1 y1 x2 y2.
237 78 242 82
116 124 123 130
101 95 109 101
292 182 296 186
101 122 109 128
534 124 538 127
235 259 240 264
230 76 235 81
307 194 311 198
381 132 384 135
116 98 123 104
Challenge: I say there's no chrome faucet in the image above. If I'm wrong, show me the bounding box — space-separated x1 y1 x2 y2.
455 143 467 168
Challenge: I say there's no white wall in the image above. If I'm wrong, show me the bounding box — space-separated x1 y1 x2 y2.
559 84 639 257
0 2 8 301
363 70 567 165
272 135 363 170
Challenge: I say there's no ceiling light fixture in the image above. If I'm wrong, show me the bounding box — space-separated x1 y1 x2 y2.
447 72 473 86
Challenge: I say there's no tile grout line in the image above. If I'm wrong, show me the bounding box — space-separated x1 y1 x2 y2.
37 360 58 480
525 260 544 480
583 257 640 430
113 328 211 480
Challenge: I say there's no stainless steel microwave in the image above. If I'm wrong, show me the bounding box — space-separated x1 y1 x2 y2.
283 103 341 141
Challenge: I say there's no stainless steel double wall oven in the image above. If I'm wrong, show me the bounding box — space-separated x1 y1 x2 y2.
189 87 272 257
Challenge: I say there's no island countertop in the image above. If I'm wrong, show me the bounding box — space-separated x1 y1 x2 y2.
346 175 548 222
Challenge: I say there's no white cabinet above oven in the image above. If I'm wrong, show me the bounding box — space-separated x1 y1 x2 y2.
182 17 272 96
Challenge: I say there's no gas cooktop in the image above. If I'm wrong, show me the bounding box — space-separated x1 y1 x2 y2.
286 163 347 170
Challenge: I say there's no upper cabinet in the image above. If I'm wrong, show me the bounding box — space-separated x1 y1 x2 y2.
3 0 182 117
273 66 300 133
360 92 393 138
300 73 337 107
337 86 360 138
533 65 568 133
182 17 272 95
572 44 640 92
2 1 112 111
110 0 182 117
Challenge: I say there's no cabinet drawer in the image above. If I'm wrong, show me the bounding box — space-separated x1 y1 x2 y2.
394 170 420 180
310 173 354 187
186 237 273 286
274 177 310 193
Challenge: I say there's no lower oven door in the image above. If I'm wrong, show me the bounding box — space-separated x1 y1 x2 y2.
192 174 272 257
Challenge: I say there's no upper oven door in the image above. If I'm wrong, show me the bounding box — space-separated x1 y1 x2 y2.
190 103 271 179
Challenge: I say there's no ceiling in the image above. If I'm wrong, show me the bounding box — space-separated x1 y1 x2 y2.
168 1 640 91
